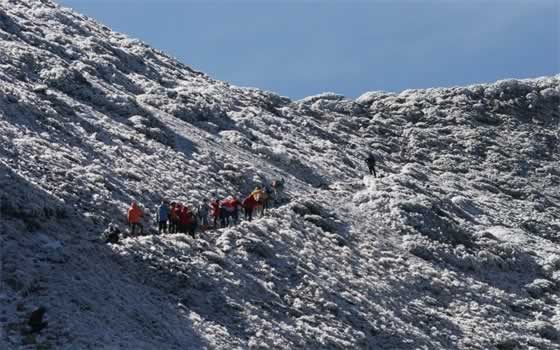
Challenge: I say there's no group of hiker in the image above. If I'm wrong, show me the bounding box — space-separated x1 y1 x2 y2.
120 180 285 240
103 155 379 243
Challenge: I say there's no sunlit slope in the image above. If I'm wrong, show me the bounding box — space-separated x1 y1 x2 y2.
1 1 559 349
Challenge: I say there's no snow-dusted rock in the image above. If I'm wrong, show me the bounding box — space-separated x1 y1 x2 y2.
0 1 559 349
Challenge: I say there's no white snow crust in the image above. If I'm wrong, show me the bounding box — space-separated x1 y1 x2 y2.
1 1 559 349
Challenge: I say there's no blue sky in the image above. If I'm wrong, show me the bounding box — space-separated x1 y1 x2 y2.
57 0 559 99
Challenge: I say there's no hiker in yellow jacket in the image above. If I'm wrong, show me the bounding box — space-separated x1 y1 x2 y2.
250 186 268 217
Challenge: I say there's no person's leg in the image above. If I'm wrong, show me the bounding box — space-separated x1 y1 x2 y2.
248 208 253 221
189 223 195 238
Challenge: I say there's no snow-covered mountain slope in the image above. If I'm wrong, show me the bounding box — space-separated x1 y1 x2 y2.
1 1 559 349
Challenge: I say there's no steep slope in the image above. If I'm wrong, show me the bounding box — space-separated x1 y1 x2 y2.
1 1 559 349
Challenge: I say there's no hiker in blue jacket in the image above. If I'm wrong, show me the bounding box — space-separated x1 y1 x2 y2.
156 200 170 234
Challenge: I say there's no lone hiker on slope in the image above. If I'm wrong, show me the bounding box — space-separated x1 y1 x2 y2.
365 153 377 178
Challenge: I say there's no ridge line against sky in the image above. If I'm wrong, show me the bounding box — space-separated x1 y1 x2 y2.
56 0 559 99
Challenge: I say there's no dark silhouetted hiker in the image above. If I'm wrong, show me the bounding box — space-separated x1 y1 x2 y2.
242 193 257 221
156 200 170 234
169 202 180 234
28 306 47 333
365 154 377 177
103 224 121 244
231 195 242 225
218 200 227 227
221 196 242 226
177 204 186 233
271 178 285 205
189 207 198 238
197 201 210 231
127 201 144 235
263 186 272 212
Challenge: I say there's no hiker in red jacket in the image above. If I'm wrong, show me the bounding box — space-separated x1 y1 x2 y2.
127 201 144 235
210 199 221 229
220 197 233 227
242 194 257 222
220 195 241 226
178 205 194 236
231 196 242 224
169 202 180 234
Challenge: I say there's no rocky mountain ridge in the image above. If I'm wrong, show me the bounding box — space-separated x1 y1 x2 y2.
1 1 559 349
